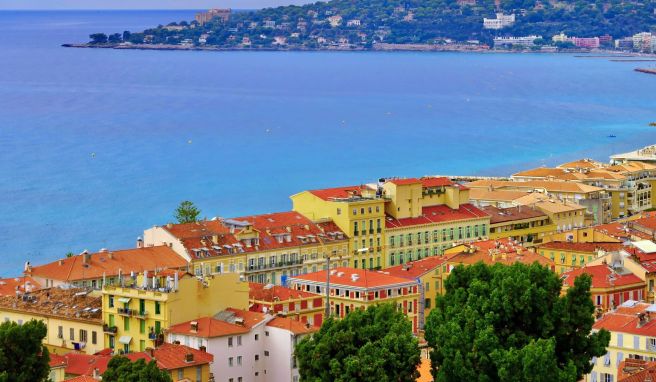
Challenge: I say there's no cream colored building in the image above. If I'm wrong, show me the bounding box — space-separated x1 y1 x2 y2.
0 287 104 355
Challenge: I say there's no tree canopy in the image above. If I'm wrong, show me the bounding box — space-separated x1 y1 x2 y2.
425 262 610 382
102 356 172 382
0 320 50 382
174 200 201 224
295 303 420 382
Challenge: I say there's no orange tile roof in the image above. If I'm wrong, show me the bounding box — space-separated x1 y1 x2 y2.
0 276 40 296
28 246 187 282
224 308 268 329
162 211 347 261
290 267 417 289
467 179 603 194
128 343 213 370
383 256 447 280
558 159 604 169
64 376 98 382
0 287 102 322
593 302 656 336
387 177 454 188
249 282 318 302
385 204 489 229
539 241 623 253
266 316 319 335
632 216 656 232
168 316 250 338
561 265 644 289
481 205 547 224
388 178 422 186
618 359 656 382
468 188 530 202
446 239 555 268
309 185 371 200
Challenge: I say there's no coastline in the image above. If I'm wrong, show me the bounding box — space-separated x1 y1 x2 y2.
62 42 631 55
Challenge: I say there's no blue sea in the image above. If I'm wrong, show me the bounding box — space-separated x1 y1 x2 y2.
0 10 655 276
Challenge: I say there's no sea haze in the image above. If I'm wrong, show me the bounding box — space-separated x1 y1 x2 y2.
0 10 655 276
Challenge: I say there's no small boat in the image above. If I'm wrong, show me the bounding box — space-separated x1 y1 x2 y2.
608 134 617 138
649 122 656 127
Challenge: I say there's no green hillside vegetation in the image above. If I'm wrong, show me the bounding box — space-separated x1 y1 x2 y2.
93 0 656 48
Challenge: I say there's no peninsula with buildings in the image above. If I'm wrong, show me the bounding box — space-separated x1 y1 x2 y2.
8 144 656 381
71 0 656 54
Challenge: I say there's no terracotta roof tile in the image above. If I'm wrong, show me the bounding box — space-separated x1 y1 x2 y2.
385 204 489 229
290 267 418 289
28 246 187 283
446 239 555 268
0 276 40 296
308 185 371 200
561 265 643 289
266 316 319 335
168 317 249 338
593 302 656 336
539 241 623 253
128 343 213 370
383 256 447 280
481 205 547 224
249 282 318 302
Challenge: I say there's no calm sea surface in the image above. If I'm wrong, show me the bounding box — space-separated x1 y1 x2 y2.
0 10 655 276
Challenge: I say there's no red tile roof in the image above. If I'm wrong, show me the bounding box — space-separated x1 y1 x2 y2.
64 353 111 376
632 216 656 232
385 204 489 229
595 223 652 240
224 308 268 329
0 276 40 296
446 239 555 268
420 177 455 188
266 316 319 335
618 359 656 382
28 246 187 282
49 353 67 368
168 316 250 338
162 211 347 261
128 343 213 370
593 302 656 336
561 265 643 289
382 256 446 280
388 178 422 186
309 185 369 200
290 267 417 289
64 376 98 382
249 282 319 302
539 241 623 253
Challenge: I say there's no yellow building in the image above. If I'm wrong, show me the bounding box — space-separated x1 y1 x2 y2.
291 184 387 269
288 267 422 332
480 205 554 244
0 287 104 355
382 256 446 329
292 177 490 270
586 302 656 382
143 211 349 285
467 178 610 224
537 241 623 274
512 159 656 220
102 270 248 354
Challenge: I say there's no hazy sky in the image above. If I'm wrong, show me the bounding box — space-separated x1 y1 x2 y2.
0 0 312 10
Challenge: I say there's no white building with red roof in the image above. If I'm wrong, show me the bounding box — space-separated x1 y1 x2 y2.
168 309 317 382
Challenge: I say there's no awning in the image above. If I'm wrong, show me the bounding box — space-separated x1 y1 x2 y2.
117 297 131 303
118 336 132 345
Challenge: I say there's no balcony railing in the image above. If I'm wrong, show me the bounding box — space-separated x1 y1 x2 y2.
246 259 303 272
117 308 136 316
135 310 148 318
103 324 118 334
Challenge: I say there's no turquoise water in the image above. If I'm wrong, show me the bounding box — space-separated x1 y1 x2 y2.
1 10 655 276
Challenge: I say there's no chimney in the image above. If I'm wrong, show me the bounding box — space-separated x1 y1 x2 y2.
166 222 173 229
199 345 207 352
92 367 99 379
148 347 155 357
185 353 194 363
83 253 91 264
212 235 219 245
136 237 143 248
108 252 114 260
58 260 64 266
190 321 198 333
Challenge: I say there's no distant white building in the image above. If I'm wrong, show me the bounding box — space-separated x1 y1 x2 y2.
264 20 276 28
346 19 361 27
483 13 515 29
168 309 318 382
633 32 653 52
493 35 541 48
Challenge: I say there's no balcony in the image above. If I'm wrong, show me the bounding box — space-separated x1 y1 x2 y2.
103 324 118 334
246 259 303 273
117 308 136 317
135 311 148 319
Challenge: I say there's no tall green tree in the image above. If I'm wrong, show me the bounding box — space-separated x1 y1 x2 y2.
89 33 108 44
425 262 610 382
174 201 201 224
295 303 420 382
102 356 172 382
0 320 50 382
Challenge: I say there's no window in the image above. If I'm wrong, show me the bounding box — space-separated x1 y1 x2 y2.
229 357 234 367
617 333 623 347
255 334 259 341
91 331 97 345
228 337 233 347
57 326 63 339
352 208 357 215
237 335 242 346
70 328 74 341
237 356 242 365
425 299 431 309
108 295 114 308
123 317 130 331
264 350 270 356
196 366 201 382
337 208 341 215
178 370 184 380
255 354 260 361
155 301 161 315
